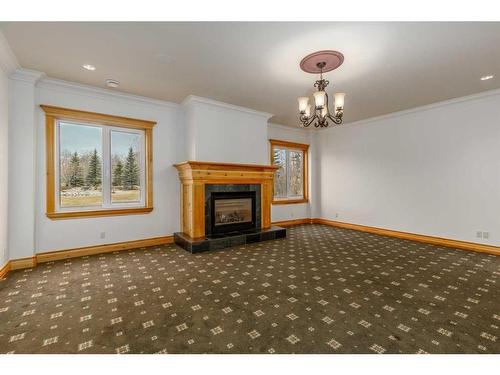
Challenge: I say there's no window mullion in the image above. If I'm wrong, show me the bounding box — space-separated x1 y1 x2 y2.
102 127 111 208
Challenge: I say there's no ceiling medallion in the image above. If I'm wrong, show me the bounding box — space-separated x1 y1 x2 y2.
297 50 345 128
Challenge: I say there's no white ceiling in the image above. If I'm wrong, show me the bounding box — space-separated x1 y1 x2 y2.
1 22 500 126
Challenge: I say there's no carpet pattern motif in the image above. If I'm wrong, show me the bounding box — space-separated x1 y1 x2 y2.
0 224 499 354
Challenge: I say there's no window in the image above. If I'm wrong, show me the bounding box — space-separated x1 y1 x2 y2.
42 105 155 219
270 139 309 204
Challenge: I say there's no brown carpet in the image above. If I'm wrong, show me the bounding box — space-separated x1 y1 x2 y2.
0 224 499 354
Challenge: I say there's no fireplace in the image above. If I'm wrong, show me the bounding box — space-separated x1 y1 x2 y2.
211 191 256 235
173 161 286 253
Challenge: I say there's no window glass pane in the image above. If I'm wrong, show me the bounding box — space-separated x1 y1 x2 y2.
288 150 304 197
59 122 103 208
111 130 143 203
273 147 287 198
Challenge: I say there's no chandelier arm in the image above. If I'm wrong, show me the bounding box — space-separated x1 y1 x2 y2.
326 113 343 125
304 114 319 127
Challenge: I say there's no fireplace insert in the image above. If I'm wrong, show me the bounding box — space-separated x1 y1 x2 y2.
210 191 256 235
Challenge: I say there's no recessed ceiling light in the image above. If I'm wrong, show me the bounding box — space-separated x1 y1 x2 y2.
480 75 494 81
82 64 96 71
105 79 120 88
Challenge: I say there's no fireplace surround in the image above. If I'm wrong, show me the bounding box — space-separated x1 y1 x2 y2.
173 161 286 253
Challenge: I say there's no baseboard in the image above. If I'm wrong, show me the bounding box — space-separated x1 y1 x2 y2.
0 261 10 279
272 218 313 227
36 235 174 263
0 235 174 278
10 257 37 270
312 218 500 256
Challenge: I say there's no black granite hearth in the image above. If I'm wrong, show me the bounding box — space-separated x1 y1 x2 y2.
174 226 286 254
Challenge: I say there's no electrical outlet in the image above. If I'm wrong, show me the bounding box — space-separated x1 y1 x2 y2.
482 231 489 239
476 231 483 239
100 232 106 239
335 213 339 218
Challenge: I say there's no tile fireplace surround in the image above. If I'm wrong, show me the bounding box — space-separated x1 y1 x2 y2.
173 161 286 253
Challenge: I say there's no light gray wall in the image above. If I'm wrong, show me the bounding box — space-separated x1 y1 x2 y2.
0 66 8 267
316 91 500 246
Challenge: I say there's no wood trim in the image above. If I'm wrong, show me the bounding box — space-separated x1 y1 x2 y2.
174 161 278 174
45 114 56 215
312 218 500 256
46 207 153 220
269 139 309 205
39 105 156 130
272 198 309 205
272 218 313 227
174 161 277 238
41 105 155 220
0 261 10 279
36 235 174 263
10 257 37 270
269 139 310 150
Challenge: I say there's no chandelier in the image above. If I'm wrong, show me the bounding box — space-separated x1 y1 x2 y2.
297 50 345 128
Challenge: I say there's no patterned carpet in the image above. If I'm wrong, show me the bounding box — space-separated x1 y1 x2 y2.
0 224 499 354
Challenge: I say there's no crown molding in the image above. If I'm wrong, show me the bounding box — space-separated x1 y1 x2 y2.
0 32 19 74
37 77 180 109
182 95 273 120
268 122 311 134
9 68 45 84
335 87 500 130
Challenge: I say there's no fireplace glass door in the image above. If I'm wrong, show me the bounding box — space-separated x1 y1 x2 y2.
210 191 256 234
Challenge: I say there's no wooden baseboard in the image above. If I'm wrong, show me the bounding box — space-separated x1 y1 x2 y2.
10 257 37 270
0 261 10 279
36 235 174 263
272 218 313 227
312 218 500 256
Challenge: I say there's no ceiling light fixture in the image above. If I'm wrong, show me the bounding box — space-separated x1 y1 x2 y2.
105 79 119 88
480 75 494 81
82 64 96 71
298 50 346 128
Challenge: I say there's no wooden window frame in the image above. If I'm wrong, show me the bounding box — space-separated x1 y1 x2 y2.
269 139 309 205
41 105 156 219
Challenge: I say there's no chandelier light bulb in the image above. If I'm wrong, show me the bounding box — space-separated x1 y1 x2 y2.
298 97 309 113
334 92 345 109
320 106 328 118
313 91 326 109
305 104 311 118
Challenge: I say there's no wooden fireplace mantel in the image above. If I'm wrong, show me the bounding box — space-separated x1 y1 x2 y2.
174 161 278 239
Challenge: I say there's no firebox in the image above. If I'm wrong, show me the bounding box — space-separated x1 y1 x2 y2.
210 191 256 235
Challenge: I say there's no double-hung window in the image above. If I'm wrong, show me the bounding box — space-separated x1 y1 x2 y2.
270 139 309 204
42 105 155 219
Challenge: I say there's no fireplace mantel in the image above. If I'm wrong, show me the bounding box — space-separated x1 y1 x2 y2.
174 161 278 240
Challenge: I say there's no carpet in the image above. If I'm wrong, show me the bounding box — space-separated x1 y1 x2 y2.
0 224 498 353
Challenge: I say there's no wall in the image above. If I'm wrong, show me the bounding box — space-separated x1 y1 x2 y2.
316 91 500 246
6 75 184 258
0 66 8 267
182 96 271 164
267 123 313 222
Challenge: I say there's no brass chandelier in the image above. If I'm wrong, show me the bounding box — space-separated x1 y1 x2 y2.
297 50 345 128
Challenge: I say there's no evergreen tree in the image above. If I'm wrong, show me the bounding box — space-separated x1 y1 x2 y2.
85 149 102 189
113 160 124 187
68 152 84 187
122 147 139 190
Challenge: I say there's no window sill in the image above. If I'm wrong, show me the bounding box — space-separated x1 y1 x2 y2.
46 207 153 220
272 199 309 205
